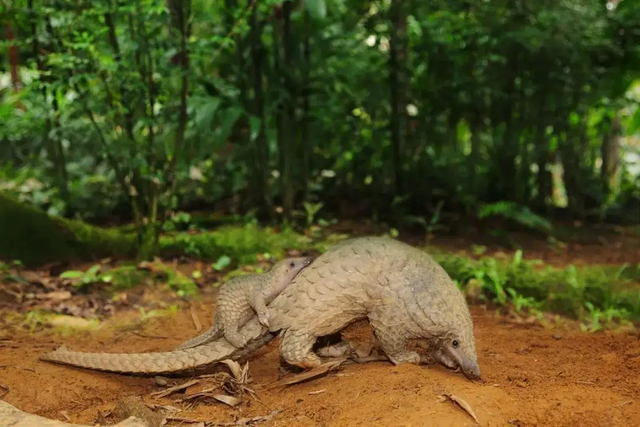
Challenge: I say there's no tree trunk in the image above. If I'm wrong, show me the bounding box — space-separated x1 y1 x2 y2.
388 0 407 196
4 23 21 92
248 6 270 217
279 0 296 219
300 9 312 202
601 113 621 196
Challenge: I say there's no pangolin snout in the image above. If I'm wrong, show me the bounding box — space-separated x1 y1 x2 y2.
462 362 481 380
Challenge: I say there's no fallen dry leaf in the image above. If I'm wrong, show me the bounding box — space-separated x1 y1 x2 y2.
442 393 481 425
150 379 199 398
227 409 281 426
112 396 164 427
59 411 71 422
96 409 108 425
0 383 9 399
48 315 94 329
35 291 72 301
165 416 203 424
219 359 244 381
282 359 346 386
212 394 242 407
20 271 47 285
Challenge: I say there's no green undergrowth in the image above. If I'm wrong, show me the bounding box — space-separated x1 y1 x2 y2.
158 221 312 265
59 262 198 297
3 199 637 330
430 249 640 328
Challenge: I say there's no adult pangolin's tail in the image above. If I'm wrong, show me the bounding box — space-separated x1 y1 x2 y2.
39 317 273 375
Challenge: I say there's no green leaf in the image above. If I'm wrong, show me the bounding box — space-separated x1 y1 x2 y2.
216 106 244 142
249 115 261 142
212 255 232 271
304 0 326 19
86 264 102 276
627 107 640 135
60 270 84 279
195 96 223 132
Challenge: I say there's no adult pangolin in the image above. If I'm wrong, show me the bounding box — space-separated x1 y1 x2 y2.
267 236 481 379
39 236 480 380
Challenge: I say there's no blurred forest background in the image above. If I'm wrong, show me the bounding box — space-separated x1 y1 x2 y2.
0 0 639 326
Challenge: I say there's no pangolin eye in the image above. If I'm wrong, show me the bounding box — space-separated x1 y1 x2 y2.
452 339 459 348
289 261 295 268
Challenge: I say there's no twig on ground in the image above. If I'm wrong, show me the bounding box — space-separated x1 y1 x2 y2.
150 379 199 398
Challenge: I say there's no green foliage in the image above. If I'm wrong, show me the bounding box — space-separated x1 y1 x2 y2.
105 266 150 291
59 264 150 292
151 263 199 297
1 0 638 229
60 264 105 291
211 255 233 271
478 202 554 234
304 0 327 20
432 249 640 323
159 221 311 264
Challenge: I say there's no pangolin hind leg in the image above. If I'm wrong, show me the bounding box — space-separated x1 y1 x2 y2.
222 323 252 348
279 329 323 368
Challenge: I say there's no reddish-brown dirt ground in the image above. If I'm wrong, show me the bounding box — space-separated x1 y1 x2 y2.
1 229 639 427
1 298 640 427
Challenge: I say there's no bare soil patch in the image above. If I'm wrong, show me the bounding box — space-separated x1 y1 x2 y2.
1 298 639 427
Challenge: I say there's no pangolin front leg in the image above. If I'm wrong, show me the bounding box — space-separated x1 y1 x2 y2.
367 306 420 365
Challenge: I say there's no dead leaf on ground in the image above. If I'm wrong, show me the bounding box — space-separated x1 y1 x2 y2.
112 396 165 427
47 315 94 329
18 270 48 285
34 291 72 301
212 394 242 407
149 379 199 398
146 404 181 414
165 416 203 424
96 409 109 425
0 383 9 399
442 393 481 425
226 409 281 426
183 374 229 398
280 359 347 386
219 359 245 381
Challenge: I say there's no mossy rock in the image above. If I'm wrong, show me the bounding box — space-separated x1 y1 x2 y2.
159 222 311 263
0 192 136 267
